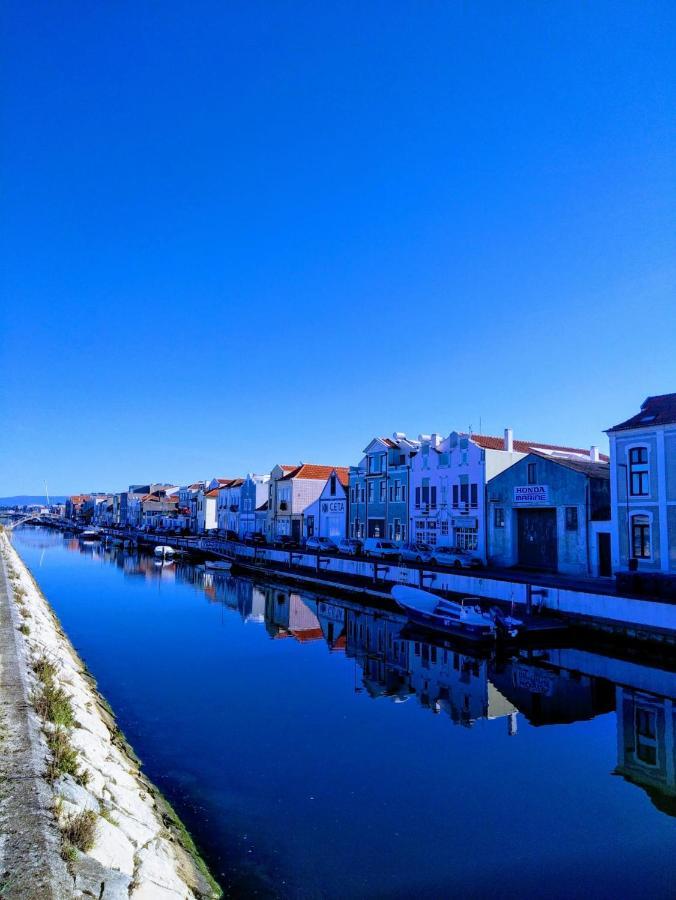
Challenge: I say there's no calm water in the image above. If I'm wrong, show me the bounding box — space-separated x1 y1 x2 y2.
9 526 676 898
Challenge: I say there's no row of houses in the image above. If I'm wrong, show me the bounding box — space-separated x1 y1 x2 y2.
65 393 676 580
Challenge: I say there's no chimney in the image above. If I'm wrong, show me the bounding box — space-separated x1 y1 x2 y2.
504 428 514 452
590 445 600 463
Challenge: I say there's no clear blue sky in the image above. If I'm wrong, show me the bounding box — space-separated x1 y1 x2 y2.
2 1 674 495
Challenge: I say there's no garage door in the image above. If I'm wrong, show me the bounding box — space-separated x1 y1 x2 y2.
517 508 557 571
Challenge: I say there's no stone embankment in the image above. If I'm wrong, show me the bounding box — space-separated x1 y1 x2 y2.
0 532 220 899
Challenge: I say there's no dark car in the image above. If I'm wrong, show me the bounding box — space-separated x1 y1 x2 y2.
243 531 267 545
276 535 299 549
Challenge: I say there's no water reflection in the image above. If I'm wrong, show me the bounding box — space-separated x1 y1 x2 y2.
54 532 676 817
9 527 676 897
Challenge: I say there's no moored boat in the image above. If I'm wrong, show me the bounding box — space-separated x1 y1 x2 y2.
392 585 496 643
79 529 101 542
154 545 176 559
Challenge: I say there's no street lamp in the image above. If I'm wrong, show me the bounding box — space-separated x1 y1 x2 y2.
617 462 635 570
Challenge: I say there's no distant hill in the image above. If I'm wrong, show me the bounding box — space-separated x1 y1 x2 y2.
0 496 68 507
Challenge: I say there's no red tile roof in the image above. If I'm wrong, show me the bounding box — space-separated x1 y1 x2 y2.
205 489 219 498
469 433 609 461
607 393 676 431
280 464 350 483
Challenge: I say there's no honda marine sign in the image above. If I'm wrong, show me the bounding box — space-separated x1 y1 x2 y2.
513 485 550 504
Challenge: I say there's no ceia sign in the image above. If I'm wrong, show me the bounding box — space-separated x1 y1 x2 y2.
513 485 549 504
321 500 345 514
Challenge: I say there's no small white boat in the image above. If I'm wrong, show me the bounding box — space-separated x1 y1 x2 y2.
392 585 496 643
154 545 176 559
204 559 232 572
79 529 101 542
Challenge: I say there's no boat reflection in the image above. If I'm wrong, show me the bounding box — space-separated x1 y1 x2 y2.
56 534 676 819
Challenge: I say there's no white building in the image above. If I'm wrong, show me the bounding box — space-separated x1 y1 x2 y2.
606 393 676 575
216 478 244 536
410 429 607 562
267 464 348 542
303 469 349 542
195 478 228 533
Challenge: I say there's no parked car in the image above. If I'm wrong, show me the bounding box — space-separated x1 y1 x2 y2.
276 535 299 549
305 536 337 553
243 531 267 545
363 538 402 559
429 546 482 568
337 538 363 556
398 541 433 563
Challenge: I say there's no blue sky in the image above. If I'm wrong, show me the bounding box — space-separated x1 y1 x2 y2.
2 1 674 495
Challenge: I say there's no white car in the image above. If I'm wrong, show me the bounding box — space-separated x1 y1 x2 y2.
305 536 337 553
363 539 401 559
429 547 482 568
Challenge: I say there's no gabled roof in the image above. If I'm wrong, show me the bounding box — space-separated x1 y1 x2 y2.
468 433 609 461
280 464 350 483
205 489 220 498
607 393 676 432
529 450 609 479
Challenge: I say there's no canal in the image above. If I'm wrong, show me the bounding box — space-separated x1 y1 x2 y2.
10 527 676 898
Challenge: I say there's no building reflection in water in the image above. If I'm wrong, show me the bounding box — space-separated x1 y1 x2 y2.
615 689 676 816
77 539 676 820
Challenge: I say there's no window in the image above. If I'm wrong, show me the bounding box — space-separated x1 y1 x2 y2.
494 507 505 528
460 483 469 507
330 475 336 496
527 463 537 484
379 480 386 502
415 487 421 508
629 447 649 497
635 707 658 766
452 485 459 508
430 486 437 509
565 507 578 531
455 527 478 551
368 482 375 503
631 514 651 559
470 484 478 508
441 521 449 536
307 516 315 537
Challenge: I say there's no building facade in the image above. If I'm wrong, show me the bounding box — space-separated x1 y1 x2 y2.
607 394 676 575
268 464 348 541
216 478 244 535
348 434 420 543
409 429 605 561
239 474 270 537
487 451 611 575
303 469 349 542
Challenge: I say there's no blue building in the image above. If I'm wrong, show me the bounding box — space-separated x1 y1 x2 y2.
487 451 611 576
348 433 420 542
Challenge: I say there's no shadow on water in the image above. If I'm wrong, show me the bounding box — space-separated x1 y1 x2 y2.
8 526 676 899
